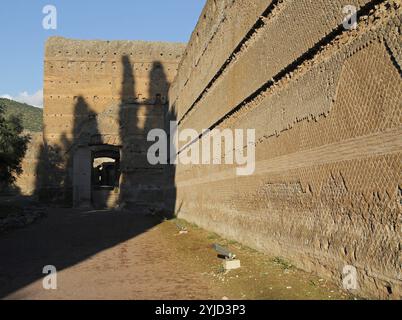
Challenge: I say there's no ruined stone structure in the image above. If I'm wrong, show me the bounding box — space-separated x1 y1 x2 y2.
14 0 401 298
169 0 401 298
41 38 185 211
14 132 43 195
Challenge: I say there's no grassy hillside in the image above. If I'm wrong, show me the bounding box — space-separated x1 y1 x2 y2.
0 98 43 132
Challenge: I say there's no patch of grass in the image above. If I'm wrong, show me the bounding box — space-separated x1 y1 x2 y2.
171 218 198 230
189 222 200 229
239 244 259 254
227 239 239 245
216 264 226 274
207 232 220 240
273 257 294 270
161 219 351 300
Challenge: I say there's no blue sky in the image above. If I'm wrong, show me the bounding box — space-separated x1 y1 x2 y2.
0 0 205 107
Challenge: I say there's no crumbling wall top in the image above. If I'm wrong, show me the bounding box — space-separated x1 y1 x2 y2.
45 36 187 62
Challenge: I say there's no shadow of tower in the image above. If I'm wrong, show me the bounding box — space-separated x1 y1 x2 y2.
118 56 177 216
118 55 137 206
150 61 177 218
34 95 99 206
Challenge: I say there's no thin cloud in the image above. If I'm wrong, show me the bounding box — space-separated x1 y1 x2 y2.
1 89 43 108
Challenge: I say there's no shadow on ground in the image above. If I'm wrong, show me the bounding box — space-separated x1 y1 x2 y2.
0 207 164 298
0 54 177 298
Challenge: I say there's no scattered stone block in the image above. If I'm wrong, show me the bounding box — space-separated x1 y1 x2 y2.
223 259 241 271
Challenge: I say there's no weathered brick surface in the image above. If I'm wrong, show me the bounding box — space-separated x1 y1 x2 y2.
174 0 375 139
170 0 270 119
14 132 43 195
12 0 401 299
41 37 185 208
170 0 402 298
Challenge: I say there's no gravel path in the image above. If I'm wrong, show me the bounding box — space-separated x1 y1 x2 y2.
0 208 216 300
0 206 349 300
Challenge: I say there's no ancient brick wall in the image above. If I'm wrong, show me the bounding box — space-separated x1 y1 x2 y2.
169 0 402 298
43 37 185 209
13 132 43 195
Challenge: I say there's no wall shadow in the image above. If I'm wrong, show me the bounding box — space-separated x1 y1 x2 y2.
34 96 98 206
0 55 177 298
118 56 177 217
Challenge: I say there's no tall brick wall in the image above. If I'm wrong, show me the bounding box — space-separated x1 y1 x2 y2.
13 132 43 195
42 37 185 208
169 0 402 298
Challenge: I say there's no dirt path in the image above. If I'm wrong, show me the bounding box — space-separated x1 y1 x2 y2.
0 207 350 300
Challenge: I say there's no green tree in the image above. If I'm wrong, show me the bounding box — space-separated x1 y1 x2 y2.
0 104 30 188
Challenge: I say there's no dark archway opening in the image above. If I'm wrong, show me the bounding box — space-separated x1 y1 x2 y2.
90 145 121 209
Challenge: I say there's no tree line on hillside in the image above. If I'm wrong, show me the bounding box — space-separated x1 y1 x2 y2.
0 98 43 132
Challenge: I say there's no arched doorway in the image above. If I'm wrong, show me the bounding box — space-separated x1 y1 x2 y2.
91 145 121 209
71 107 123 209
72 144 122 209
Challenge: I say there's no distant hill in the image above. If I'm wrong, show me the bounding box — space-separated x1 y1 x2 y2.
0 98 43 132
